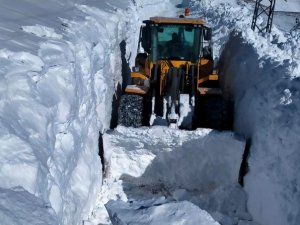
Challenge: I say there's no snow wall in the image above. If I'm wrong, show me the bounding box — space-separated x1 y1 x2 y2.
0 0 173 224
220 33 300 225
189 1 300 225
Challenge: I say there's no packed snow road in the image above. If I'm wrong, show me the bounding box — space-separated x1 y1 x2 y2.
85 126 250 225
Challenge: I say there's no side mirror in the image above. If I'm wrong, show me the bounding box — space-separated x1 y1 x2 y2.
141 25 151 53
203 28 212 41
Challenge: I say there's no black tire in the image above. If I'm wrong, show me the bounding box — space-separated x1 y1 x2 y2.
196 95 233 130
118 94 144 128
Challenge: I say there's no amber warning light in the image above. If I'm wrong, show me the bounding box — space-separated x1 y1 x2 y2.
185 8 190 17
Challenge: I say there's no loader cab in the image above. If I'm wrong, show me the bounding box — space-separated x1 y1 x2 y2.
140 17 213 63
153 24 200 61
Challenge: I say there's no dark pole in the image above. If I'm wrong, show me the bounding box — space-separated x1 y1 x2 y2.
251 0 276 33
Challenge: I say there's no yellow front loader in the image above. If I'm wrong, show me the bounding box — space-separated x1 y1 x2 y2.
118 16 232 130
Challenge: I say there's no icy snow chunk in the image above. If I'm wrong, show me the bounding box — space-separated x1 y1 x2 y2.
103 129 156 179
178 94 194 129
280 89 292 105
22 25 63 39
106 200 220 225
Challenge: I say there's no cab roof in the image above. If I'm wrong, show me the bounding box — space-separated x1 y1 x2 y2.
145 16 207 25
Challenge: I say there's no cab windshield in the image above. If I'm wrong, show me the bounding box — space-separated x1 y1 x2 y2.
152 24 201 62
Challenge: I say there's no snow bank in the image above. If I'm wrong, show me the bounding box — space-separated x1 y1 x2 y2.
189 0 300 224
222 33 300 225
0 1 109 223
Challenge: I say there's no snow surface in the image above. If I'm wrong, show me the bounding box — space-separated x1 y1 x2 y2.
1 0 300 224
87 126 247 225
